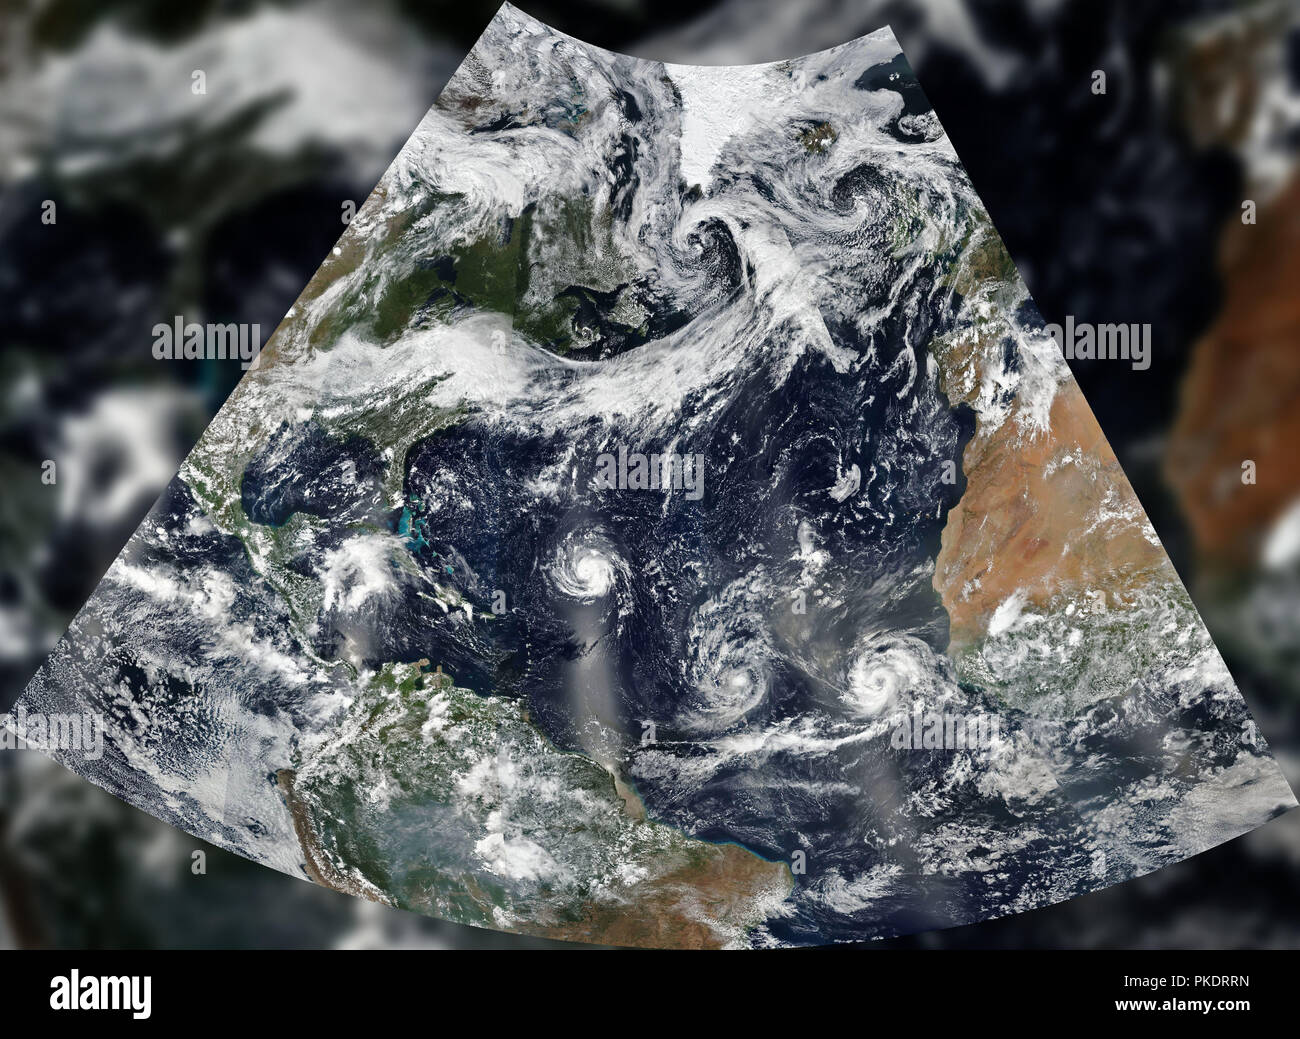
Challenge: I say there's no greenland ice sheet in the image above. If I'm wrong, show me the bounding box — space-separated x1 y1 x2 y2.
14 3 1295 947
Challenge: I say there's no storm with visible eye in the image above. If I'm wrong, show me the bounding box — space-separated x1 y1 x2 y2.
14 4 1294 948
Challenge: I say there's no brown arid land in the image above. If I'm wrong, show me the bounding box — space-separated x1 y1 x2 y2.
1164 174 1300 575
524 839 793 949
930 236 1171 655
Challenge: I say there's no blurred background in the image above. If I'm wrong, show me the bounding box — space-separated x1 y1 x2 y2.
1 0 1298 949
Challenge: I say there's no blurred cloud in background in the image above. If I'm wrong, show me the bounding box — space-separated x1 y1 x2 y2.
1 0 1297 949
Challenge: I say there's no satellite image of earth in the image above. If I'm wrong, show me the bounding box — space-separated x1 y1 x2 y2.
15 4 1296 947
